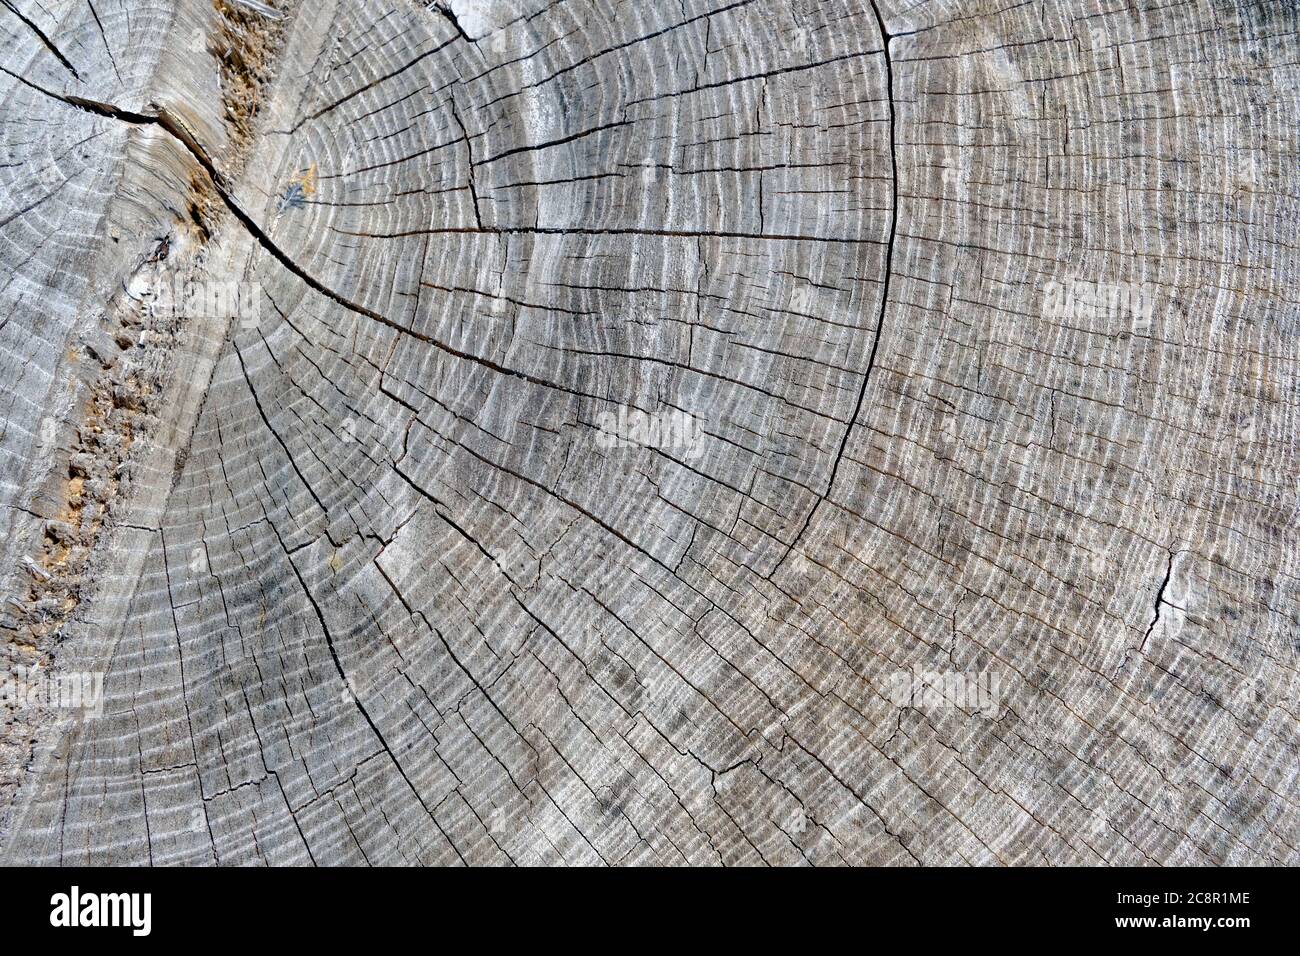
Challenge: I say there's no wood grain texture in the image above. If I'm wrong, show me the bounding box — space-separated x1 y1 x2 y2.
0 0 1296 865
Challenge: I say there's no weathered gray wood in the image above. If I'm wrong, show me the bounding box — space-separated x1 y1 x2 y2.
1 0 1297 865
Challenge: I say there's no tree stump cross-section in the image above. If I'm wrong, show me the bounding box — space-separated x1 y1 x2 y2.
0 0 1296 865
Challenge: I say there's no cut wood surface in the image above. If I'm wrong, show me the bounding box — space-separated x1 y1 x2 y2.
1 0 1297 865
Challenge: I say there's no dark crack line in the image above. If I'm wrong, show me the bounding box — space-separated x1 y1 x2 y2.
1139 549 1178 655
1 0 81 81
85 0 121 84
433 2 472 43
766 1 898 580
447 89 484 229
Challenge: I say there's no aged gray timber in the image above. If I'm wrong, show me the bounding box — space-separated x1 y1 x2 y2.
0 0 1297 865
